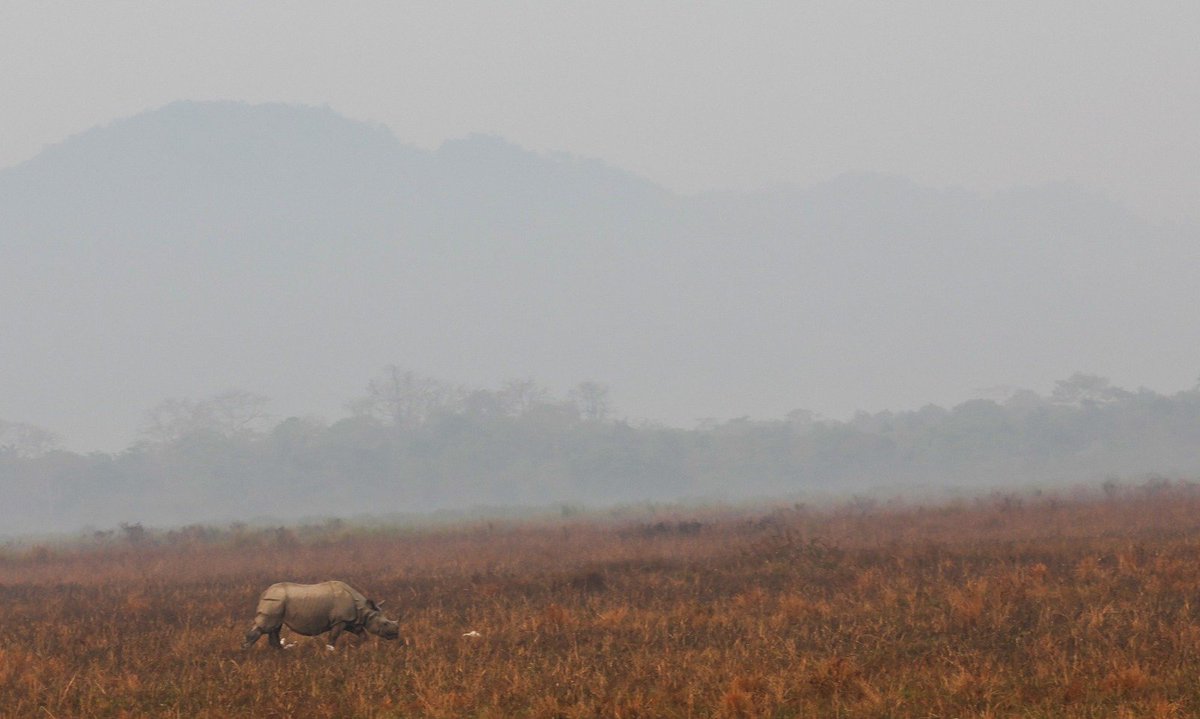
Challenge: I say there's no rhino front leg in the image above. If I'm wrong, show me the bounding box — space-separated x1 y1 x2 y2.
326 621 349 650
242 626 264 650
247 603 285 650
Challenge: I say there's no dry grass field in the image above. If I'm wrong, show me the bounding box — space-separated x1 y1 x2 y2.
4 482 1200 717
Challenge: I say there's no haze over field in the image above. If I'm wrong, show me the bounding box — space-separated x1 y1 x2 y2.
4 3 1200 224
2 100 1198 452
1 4 1199 532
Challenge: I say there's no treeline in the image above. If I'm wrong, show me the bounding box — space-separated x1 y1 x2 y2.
3 370 1200 535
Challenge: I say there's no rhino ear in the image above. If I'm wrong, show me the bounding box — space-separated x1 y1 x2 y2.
367 599 379 611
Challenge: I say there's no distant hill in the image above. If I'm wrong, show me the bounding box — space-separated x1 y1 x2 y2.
2 101 1197 451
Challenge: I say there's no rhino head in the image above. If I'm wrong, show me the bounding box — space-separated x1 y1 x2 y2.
362 599 402 641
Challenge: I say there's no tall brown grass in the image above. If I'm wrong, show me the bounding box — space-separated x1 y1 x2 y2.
4 482 1200 717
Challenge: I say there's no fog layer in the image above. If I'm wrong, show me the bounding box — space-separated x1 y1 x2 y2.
3 371 1200 535
2 102 1198 453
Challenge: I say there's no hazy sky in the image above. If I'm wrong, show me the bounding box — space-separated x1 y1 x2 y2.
3 1 1198 223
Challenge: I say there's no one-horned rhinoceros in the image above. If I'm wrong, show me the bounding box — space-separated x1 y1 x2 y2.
242 580 402 650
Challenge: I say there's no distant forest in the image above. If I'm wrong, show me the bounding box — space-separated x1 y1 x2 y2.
3 369 1200 535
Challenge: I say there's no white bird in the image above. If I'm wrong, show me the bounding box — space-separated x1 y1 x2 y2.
462 630 482 638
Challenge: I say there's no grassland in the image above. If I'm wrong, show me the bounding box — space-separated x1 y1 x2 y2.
4 482 1200 717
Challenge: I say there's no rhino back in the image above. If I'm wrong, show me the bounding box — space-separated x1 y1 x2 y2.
280 581 359 636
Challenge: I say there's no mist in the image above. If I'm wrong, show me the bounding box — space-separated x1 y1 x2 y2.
2 5 1199 534
4 3 1199 223
4 100 1199 456
4 367 1200 536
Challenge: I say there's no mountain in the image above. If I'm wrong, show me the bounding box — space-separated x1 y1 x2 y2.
2 101 1197 451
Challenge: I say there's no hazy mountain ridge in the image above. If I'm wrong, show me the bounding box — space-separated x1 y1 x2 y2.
0 101 668 244
1 101 1197 453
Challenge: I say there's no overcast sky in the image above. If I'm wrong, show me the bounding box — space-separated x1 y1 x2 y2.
2 1 1198 223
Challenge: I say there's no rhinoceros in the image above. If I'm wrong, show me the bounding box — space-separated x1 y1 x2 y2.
242 580 402 650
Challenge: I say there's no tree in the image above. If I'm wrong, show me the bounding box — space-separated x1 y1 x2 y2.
0 420 60 458
785 409 820 432
501 378 549 417
141 390 271 443
350 366 460 429
1051 373 1127 407
570 381 611 422
461 389 509 419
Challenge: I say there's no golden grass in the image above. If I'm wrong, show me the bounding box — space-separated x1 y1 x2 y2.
4 484 1200 717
